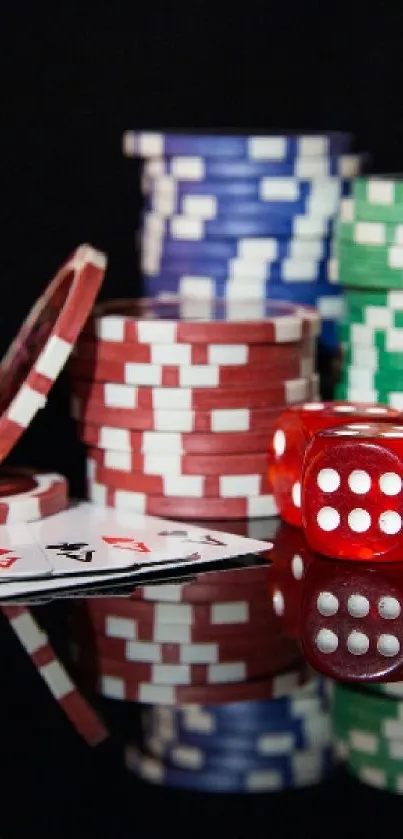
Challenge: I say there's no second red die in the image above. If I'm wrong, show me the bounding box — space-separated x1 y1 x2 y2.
301 422 403 562
269 402 399 527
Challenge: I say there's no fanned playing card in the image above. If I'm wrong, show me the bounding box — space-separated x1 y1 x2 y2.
0 501 273 602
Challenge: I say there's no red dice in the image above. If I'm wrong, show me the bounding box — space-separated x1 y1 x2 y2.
267 522 315 640
302 422 403 562
269 402 399 527
300 555 403 682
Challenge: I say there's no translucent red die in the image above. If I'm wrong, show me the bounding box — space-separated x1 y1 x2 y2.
269 402 399 527
302 422 403 562
267 522 316 640
300 555 403 682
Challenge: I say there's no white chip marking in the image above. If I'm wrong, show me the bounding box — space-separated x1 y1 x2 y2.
347 631 370 655
378 596 401 620
291 554 304 580
292 482 301 508
347 594 370 618
317 468 340 493
348 508 371 533
317 592 339 616
379 472 402 496
302 403 324 411
273 430 286 457
348 470 371 495
315 628 338 653
317 507 340 531
379 510 402 534
377 634 400 657
333 404 357 413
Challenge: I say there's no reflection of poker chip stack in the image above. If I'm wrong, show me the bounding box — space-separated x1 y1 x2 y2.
123 130 365 359
69 541 336 793
332 681 403 794
70 298 320 521
336 177 403 406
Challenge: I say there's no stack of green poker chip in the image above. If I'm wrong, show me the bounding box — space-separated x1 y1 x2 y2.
335 176 403 405
331 681 403 793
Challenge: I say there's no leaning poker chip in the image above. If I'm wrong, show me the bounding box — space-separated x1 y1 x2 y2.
0 469 68 523
142 233 333 263
349 176 403 224
76 425 273 455
2 605 107 745
143 211 333 240
71 374 319 410
87 459 273 500
336 215 403 247
0 245 106 464
74 335 316 367
87 446 270 476
85 665 310 705
84 297 320 344
69 356 316 388
72 397 310 433
123 130 350 160
139 153 363 181
88 478 279 520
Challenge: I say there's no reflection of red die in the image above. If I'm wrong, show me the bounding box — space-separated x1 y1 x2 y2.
269 402 399 527
302 422 403 562
267 522 315 640
300 556 403 682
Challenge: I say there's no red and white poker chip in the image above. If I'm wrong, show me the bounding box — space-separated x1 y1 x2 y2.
86 457 272 499
78 424 275 455
72 397 300 434
69 356 316 388
0 468 68 523
83 298 320 345
75 335 316 367
88 477 279 519
70 375 318 410
0 245 106 463
70 626 291 665
88 445 270 476
79 663 309 704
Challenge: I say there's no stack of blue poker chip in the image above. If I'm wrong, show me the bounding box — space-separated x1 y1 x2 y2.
123 130 366 351
124 678 337 793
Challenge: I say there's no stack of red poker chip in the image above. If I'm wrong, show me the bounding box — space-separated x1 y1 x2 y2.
69 541 310 706
69 297 320 520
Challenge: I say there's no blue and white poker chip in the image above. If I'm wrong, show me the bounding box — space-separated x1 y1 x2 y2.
143 211 333 239
146 194 341 221
140 153 362 181
125 744 335 792
123 130 351 161
141 256 330 283
141 234 333 264
143 175 349 202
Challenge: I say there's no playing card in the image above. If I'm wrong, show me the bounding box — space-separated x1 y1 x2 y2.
0 523 52 580
0 502 274 600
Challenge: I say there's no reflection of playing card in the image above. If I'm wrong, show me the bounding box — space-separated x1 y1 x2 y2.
0 523 51 580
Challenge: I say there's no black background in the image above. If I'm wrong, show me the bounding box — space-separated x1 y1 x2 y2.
1 5 403 835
